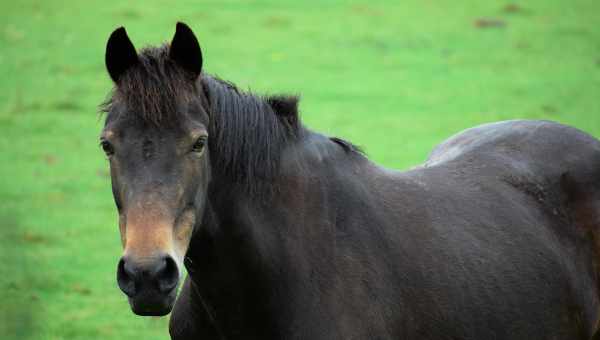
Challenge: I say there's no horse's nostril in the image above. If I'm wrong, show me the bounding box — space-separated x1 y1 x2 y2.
116 255 178 298
156 256 179 293
117 257 137 297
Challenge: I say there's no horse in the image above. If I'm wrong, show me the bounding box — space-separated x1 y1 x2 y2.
100 22 600 339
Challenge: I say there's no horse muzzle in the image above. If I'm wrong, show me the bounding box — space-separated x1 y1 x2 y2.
116 254 180 316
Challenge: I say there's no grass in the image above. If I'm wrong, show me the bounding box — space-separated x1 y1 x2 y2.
1 0 599 339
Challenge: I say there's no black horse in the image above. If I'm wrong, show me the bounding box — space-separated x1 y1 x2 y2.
100 23 600 339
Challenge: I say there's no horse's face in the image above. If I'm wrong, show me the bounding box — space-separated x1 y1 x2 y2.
101 23 207 316
100 116 209 316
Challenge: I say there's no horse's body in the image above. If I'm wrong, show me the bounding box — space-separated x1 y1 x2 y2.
101 23 600 340
171 119 600 339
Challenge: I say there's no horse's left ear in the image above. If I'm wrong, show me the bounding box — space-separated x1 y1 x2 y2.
169 22 203 79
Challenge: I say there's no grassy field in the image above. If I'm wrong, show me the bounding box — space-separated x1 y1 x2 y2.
1 0 599 339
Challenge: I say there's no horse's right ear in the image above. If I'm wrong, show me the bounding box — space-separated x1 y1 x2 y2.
105 27 138 83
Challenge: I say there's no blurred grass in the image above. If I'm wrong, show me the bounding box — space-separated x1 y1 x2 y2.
1 0 599 339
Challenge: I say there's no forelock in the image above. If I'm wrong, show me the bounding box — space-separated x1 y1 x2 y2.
100 44 197 126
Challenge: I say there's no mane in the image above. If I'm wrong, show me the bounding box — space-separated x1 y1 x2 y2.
329 137 364 154
100 45 363 194
201 75 302 192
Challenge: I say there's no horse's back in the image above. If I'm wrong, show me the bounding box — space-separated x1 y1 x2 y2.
426 120 600 172
365 120 600 339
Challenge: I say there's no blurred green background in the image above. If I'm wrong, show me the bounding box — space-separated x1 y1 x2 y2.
1 0 599 339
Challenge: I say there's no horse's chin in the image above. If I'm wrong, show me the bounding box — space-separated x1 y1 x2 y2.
128 289 177 316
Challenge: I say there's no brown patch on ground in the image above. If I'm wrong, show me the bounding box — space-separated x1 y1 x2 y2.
515 41 531 50
474 18 506 29
502 3 532 15
115 8 142 19
349 4 383 16
263 16 291 28
51 100 82 112
22 231 49 244
541 105 559 116
43 154 57 166
503 4 522 13
71 283 92 296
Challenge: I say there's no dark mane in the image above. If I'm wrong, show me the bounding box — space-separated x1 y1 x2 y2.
201 75 302 192
329 137 364 154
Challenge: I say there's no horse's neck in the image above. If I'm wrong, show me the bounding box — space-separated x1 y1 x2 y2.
185 133 363 334
182 185 287 336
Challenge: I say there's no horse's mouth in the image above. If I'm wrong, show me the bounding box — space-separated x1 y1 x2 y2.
128 288 177 316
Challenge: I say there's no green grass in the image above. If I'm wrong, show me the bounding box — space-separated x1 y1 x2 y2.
1 0 599 339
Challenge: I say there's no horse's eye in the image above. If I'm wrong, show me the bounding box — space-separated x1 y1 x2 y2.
192 136 207 153
100 140 114 156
